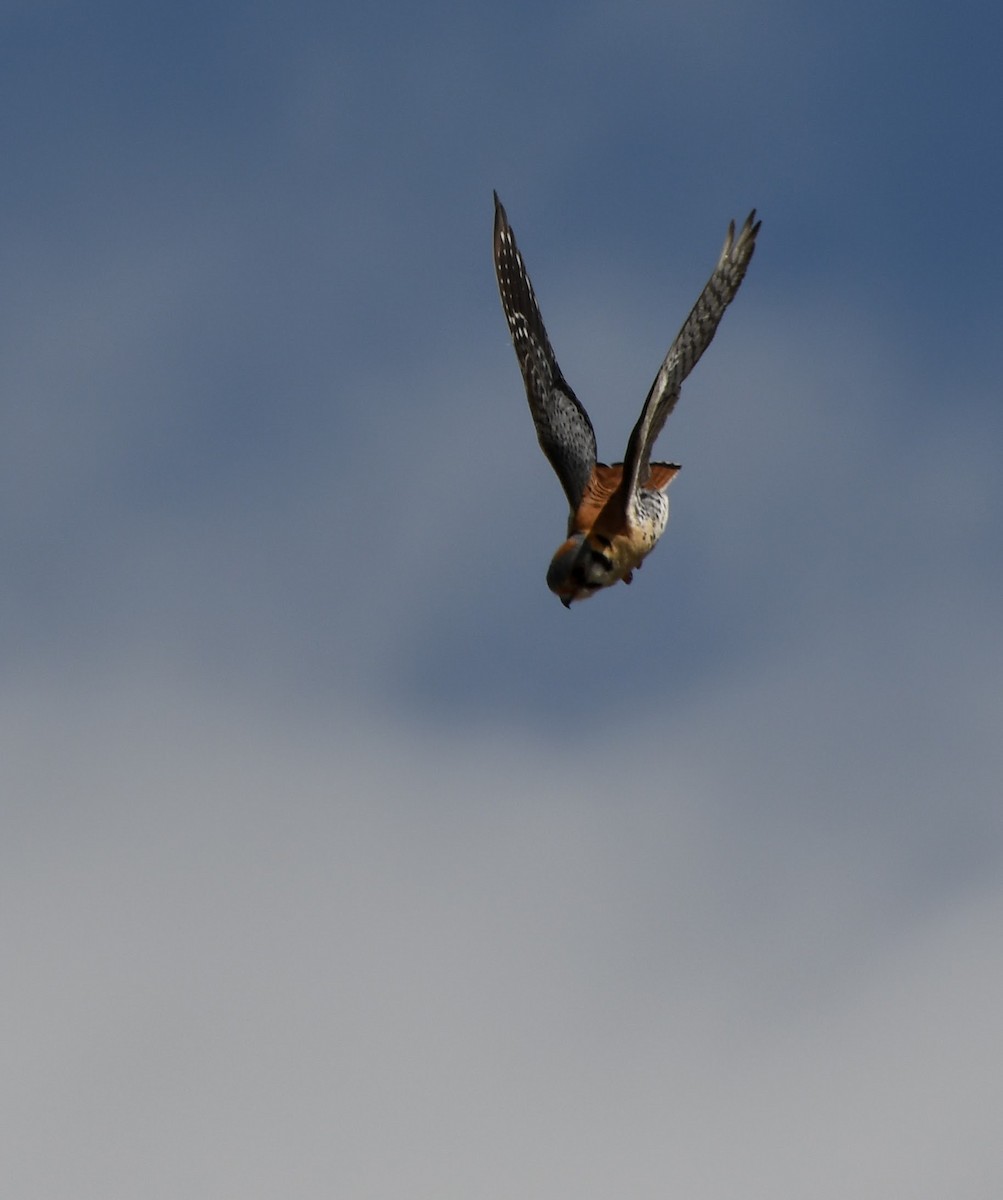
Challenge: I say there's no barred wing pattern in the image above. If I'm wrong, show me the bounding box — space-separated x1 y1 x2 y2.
621 211 761 506
493 193 597 513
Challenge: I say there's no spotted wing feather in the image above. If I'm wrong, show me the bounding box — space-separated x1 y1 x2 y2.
493 192 597 513
620 211 761 508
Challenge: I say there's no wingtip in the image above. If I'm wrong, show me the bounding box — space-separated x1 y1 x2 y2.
726 209 761 260
493 190 509 239
722 209 761 256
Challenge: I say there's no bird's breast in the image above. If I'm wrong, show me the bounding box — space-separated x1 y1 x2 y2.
629 489 670 551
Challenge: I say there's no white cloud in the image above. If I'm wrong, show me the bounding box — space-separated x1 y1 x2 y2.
2 657 1000 1199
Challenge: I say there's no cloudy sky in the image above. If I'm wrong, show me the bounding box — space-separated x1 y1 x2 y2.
3 2 1003 1196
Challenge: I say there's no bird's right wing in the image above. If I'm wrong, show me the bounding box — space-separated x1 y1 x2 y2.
493 192 597 514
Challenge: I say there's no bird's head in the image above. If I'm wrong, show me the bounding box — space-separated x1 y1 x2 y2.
546 533 619 608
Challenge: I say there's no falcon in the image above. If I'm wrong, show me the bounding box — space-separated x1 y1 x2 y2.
493 192 760 607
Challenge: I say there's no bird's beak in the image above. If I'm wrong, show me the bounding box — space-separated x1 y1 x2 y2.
561 596 572 609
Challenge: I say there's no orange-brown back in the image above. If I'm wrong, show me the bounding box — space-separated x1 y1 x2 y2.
573 461 679 537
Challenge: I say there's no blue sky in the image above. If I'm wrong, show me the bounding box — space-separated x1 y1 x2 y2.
4 3 1003 1197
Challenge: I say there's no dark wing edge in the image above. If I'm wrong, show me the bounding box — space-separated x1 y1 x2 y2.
493 192 597 514
620 210 761 507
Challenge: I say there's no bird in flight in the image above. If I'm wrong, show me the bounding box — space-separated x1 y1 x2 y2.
492 192 760 607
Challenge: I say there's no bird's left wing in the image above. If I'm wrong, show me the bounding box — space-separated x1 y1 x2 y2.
619 210 760 508
493 192 597 514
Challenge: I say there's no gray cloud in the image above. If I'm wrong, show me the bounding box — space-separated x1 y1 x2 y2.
3 664 1000 1198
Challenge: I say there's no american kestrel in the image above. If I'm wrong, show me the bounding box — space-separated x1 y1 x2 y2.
493 192 760 607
